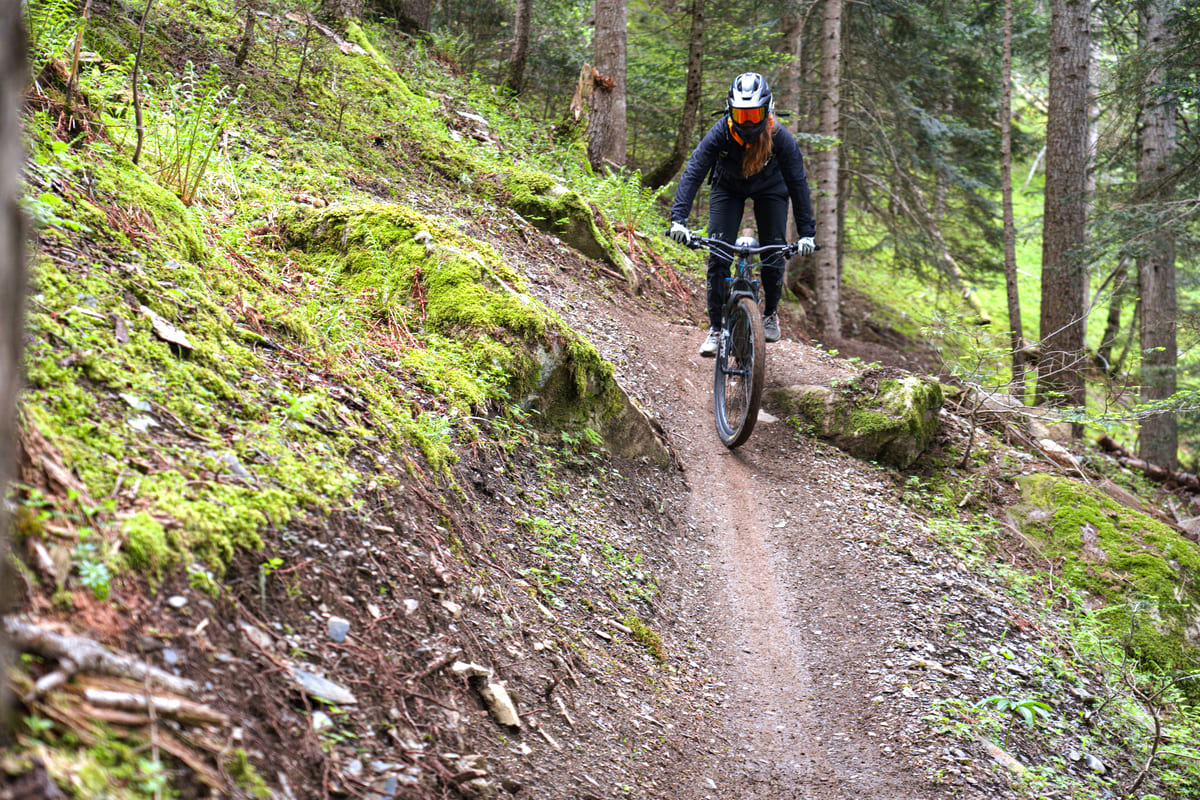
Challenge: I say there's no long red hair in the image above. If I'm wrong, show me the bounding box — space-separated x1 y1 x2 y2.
742 114 775 177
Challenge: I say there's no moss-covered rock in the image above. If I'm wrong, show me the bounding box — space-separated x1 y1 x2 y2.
1012 474 1200 683
279 202 668 466
91 155 206 262
772 371 943 468
505 171 637 285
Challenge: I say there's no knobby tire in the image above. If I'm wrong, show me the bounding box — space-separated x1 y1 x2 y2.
713 296 765 448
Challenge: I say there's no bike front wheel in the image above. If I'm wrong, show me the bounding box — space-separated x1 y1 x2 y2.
713 296 766 448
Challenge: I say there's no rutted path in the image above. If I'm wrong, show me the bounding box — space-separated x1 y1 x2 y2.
634 316 953 799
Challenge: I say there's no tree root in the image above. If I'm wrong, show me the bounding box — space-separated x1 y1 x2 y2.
3 615 199 699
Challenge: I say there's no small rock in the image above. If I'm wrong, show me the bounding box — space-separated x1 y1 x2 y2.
291 667 358 705
220 452 251 478
161 647 179 666
312 711 333 731
240 622 274 651
327 616 351 643
1083 753 1107 774
451 661 491 679
167 595 188 609
377 776 398 798
479 681 521 728
404 599 419 615
345 759 363 778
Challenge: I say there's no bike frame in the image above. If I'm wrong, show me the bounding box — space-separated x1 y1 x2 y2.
687 236 800 324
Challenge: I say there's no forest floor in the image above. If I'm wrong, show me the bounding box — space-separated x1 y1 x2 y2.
9 51 1170 796
10 212 1155 800
518 244 1036 800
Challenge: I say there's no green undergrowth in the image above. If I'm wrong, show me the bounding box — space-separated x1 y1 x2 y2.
1016 475 1200 683
16 0 664 601
902 477 1200 797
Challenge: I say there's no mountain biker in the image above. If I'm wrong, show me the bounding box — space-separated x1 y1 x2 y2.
667 72 817 356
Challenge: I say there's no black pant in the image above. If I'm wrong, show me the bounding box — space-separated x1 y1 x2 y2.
705 180 789 330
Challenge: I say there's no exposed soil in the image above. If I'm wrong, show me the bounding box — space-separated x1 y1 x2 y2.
11 160 1157 800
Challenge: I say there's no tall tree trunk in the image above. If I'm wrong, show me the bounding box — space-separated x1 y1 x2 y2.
0 0 29 744
1136 0 1178 469
778 1 818 243
776 6 804 124
1000 0 1026 399
1036 0 1090 414
234 0 256 69
642 0 703 189
587 0 628 171
501 0 533 95
815 0 842 340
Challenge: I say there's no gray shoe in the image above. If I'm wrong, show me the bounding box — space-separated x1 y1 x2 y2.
763 312 781 343
699 328 720 358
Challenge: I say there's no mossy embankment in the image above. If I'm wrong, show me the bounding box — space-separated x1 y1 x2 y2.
1013 474 1200 686
10 2 694 796
16 0 671 587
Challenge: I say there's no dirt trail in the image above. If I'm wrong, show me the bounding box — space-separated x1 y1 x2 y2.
632 317 950 799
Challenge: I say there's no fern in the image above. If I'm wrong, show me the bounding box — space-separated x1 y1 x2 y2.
24 0 82 81
143 62 243 205
587 170 659 235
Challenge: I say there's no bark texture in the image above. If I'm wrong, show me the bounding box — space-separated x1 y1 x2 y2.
501 0 533 95
0 0 29 744
815 0 842 340
1136 0 1178 469
587 0 628 171
1036 0 1090 412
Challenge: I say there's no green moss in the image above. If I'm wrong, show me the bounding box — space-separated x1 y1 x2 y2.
223 748 273 799
1016 474 1200 679
89 155 206 262
877 377 943 439
504 170 625 267
624 614 666 662
122 512 169 574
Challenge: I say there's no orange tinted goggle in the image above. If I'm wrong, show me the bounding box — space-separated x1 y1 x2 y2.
731 106 766 125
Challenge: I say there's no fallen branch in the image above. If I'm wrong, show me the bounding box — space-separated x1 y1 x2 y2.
82 688 229 726
4 616 199 698
1097 434 1200 493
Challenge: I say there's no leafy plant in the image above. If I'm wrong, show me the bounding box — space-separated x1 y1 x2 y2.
142 61 244 205
976 694 1052 747
24 0 82 81
587 170 658 235
73 538 112 600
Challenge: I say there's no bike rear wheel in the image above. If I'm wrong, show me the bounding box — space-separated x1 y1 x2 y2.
713 296 765 448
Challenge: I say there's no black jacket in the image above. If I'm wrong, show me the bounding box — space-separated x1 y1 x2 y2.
670 117 817 239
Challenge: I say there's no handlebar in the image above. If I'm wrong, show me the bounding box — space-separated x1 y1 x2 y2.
665 231 820 260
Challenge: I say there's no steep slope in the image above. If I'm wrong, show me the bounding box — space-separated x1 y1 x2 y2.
9 3 1200 800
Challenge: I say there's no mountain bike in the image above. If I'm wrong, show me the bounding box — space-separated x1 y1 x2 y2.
687 235 806 449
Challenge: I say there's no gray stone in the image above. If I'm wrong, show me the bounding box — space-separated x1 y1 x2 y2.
290 667 358 705
327 616 351 643
771 371 943 468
